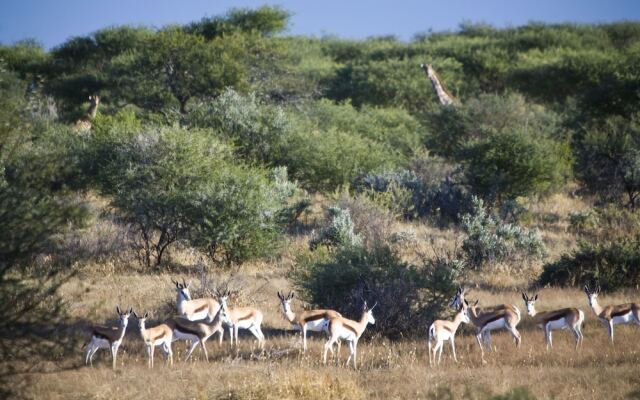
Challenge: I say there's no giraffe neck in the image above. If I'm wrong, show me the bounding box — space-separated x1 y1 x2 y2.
423 65 455 107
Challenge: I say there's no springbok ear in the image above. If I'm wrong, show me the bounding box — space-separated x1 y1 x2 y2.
116 305 122 315
288 291 294 300
464 299 469 306
597 285 601 294
584 285 590 294
522 292 527 302
371 301 378 310
143 311 149 319
474 300 479 306
533 294 538 301
277 291 283 301
132 311 139 319
128 306 133 314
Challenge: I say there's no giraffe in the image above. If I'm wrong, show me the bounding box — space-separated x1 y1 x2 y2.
420 64 457 107
72 95 100 132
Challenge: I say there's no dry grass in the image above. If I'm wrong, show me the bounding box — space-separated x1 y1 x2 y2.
6 192 640 399
5 273 640 399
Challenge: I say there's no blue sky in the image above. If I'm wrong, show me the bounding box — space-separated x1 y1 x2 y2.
1 0 640 49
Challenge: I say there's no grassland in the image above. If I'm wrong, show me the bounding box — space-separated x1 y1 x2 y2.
3 193 640 399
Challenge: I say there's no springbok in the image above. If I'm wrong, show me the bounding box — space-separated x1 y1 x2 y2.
217 290 265 349
427 304 470 366
323 301 376 369
168 306 227 362
84 305 132 370
522 293 584 350
584 285 640 344
134 311 174 368
450 286 521 349
277 291 342 352
465 299 521 362
174 278 221 322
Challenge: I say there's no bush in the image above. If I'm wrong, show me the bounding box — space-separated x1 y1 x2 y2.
294 244 462 338
83 125 290 268
462 131 570 202
462 196 546 267
309 207 362 251
568 205 640 243
539 237 640 290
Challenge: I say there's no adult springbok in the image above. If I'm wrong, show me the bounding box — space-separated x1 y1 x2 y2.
584 285 639 344
522 292 584 350
323 301 376 369
277 291 342 352
173 278 221 322
84 305 132 370
134 311 174 368
168 306 227 362
217 290 265 349
465 299 521 362
427 304 470 366
451 286 521 348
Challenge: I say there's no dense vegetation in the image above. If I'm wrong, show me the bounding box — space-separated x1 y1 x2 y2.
2 6 640 344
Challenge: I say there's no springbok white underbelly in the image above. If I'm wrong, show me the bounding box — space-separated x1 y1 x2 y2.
546 318 568 330
612 312 635 324
91 336 111 349
305 318 329 332
481 319 507 332
173 330 199 342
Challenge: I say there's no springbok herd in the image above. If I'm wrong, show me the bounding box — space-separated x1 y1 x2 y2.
85 281 639 370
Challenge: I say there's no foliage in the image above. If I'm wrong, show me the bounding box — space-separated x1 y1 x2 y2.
294 244 462 338
185 89 290 164
539 237 640 290
186 6 290 39
462 197 546 267
462 130 570 202
0 66 86 363
309 207 363 251
83 124 289 268
575 115 640 208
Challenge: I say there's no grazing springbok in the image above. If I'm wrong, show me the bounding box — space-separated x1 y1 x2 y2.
217 290 265 349
277 291 342 352
173 278 221 322
464 299 521 362
584 285 640 344
168 306 228 362
85 305 132 370
134 311 174 368
427 304 470 366
522 293 584 350
323 301 376 369
450 286 521 348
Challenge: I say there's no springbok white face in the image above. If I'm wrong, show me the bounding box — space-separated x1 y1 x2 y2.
116 305 133 326
217 290 230 311
133 310 150 329
584 285 600 307
463 299 479 318
173 279 192 301
363 301 377 325
277 291 294 314
458 304 471 324
522 293 539 316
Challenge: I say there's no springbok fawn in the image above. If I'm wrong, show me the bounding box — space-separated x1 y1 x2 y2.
168 306 228 362
323 301 376 369
217 290 265 349
450 286 521 349
465 299 521 363
522 293 584 350
584 285 639 344
134 311 174 368
277 291 341 352
85 305 132 370
174 278 222 322
427 304 470 366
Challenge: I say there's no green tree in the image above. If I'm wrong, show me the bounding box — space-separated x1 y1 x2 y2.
463 131 570 202
186 6 290 39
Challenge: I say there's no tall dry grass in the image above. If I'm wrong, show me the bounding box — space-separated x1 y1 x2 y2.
5 273 640 399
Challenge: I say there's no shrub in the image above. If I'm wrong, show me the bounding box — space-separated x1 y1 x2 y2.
462 131 570 202
539 237 640 290
309 207 362 251
462 196 546 267
294 244 462 338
